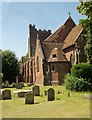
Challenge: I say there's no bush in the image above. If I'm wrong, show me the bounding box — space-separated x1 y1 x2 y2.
65 74 89 91
71 63 92 83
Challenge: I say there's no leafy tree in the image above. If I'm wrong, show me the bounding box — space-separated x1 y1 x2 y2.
71 63 92 83
65 74 89 91
2 50 19 84
77 1 92 63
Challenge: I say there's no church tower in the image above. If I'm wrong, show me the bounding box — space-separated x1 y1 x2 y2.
28 24 51 58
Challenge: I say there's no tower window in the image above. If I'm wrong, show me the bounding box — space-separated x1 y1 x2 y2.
52 54 57 58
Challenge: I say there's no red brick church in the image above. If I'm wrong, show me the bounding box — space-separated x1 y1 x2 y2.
21 15 86 86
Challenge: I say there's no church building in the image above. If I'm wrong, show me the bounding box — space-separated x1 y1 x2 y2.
21 15 86 86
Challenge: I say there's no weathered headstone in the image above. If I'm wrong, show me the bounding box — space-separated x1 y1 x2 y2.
2 89 11 100
47 88 55 101
16 82 23 89
25 92 34 104
32 85 40 96
18 92 27 98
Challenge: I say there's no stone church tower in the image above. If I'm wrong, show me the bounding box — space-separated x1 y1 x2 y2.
28 24 51 58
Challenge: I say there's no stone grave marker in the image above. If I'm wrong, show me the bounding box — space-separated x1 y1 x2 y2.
25 92 34 104
2 89 11 100
32 85 40 96
16 82 23 89
47 88 55 101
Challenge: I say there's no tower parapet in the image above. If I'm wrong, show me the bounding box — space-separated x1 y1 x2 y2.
28 24 51 58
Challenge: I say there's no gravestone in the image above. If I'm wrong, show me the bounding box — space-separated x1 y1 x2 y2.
2 89 11 100
32 85 40 96
47 88 55 101
16 82 23 89
18 92 27 98
25 92 34 104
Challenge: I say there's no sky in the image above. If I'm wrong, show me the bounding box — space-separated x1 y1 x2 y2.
1 2 86 60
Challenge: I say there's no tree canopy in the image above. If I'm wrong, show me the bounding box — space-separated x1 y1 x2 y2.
77 1 92 64
2 50 19 84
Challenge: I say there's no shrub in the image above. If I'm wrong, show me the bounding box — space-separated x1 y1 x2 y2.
65 74 89 91
71 63 92 83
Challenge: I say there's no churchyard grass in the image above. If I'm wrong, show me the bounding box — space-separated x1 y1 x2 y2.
1 85 91 118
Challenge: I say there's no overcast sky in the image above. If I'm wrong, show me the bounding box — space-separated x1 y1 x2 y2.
1 2 86 59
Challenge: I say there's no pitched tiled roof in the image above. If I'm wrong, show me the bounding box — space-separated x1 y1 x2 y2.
62 24 83 50
41 41 67 62
44 16 76 43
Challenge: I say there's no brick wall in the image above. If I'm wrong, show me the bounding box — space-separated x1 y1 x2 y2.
34 40 44 86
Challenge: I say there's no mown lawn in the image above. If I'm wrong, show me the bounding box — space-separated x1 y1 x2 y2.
1 85 91 118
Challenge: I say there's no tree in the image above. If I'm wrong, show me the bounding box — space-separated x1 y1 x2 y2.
77 1 92 63
2 50 19 84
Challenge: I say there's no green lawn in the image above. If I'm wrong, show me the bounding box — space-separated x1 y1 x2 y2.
1 85 91 118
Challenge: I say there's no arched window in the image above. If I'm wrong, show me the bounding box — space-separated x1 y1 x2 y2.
37 56 39 72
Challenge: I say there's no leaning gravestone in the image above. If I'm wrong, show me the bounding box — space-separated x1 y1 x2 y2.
25 92 34 104
32 85 40 96
16 82 23 89
2 89 11 100
47 88 55 101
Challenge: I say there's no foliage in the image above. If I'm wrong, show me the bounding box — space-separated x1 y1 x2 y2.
65 63 92 91
77 1 92 63
77 1 92 19
65 74 89 91
2 50 19 84
71 63 92 83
